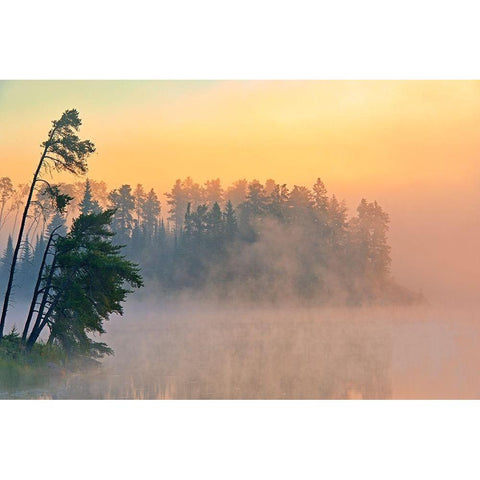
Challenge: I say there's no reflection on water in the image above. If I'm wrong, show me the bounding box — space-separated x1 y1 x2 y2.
1 302 479 399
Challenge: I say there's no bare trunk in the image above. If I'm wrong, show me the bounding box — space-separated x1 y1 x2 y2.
0 132 54 340
26 278 62 349
27 262 81 350
26 254 58 348
0 168 42 338
21 228 59 343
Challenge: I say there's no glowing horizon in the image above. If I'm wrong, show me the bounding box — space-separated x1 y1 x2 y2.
1 80 479 303
1 81 479 192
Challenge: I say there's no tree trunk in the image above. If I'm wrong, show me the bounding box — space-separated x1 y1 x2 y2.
21 228 59 343
26 254 58 349
26 286 61 349
26 262 81 350
0 135 53 339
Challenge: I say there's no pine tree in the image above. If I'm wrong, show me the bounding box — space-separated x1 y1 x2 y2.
312 178 329 233
133 184 146 225
312 178 328 211
19 236 33 266
24 210 143 354
327 195 348 247
287 185 314 223
32 234 46 272
46 211 67 238
166 178 202 233
17 235 36 297
204 179 224 205
207 202 224 249
0 109 95 339
349 199 391 287
141 188 161 239
237 181 268 242
108 184 135 243
223 200 238 240
1 236 13 270
0 177 15 230
267 183 289 220
225 179 248 207
0 236 14 291
79 178 101 215
183 202 194 238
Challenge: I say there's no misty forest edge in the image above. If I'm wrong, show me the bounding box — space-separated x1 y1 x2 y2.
0 109 420 372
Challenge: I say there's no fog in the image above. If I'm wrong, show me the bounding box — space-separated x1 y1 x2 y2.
326 173 480 308
2 175 480 399
2 296 480 399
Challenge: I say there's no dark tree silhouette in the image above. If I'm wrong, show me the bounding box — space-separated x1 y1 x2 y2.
141 189 161 239
79 178 101 215
0 109 95 340
108 185 135 244
24 211 143 355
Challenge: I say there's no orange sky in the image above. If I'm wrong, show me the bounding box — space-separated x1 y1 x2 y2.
2 81 480 190
1 80 479 303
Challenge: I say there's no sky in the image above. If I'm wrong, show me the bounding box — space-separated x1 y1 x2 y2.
0 80 479 303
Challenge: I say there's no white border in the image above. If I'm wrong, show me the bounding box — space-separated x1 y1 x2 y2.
2 1 480 79
2 401 480 479
2 1 480 479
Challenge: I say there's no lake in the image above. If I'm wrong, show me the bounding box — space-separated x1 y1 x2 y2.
1 301 479 399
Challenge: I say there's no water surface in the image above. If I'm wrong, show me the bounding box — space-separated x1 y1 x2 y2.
2 302 479 399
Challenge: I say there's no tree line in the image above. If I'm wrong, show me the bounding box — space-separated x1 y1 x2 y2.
2 173 418 307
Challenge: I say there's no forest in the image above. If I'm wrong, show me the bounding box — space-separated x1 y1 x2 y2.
0 108 420 394
0 173 418 307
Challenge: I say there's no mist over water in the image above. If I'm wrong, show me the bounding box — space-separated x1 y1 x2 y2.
3 296 479 399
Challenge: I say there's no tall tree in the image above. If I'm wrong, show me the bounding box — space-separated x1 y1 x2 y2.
223 200 238 240
327 195 348 245
225 179 248 207
286 185 314 223
207 202 224 246
0 177 15 231
312 178 328 211
312 178 329 231
108 185 135 243
267 183 289 220
204 179 224 205
133 184 146 225
166 179 185 232
349 199 391 282
87 180 109 209
0 109 95 339
10 184 30 237
46 211 67 238
79 178 101 215
264 178 277 197
0 236 14 291
242 180 268 216
166 177 202 232
141 188 161 239
17 236 35 295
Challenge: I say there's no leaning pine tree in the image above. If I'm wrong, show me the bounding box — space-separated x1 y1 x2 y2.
23 210 143 358
0 109 95 340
